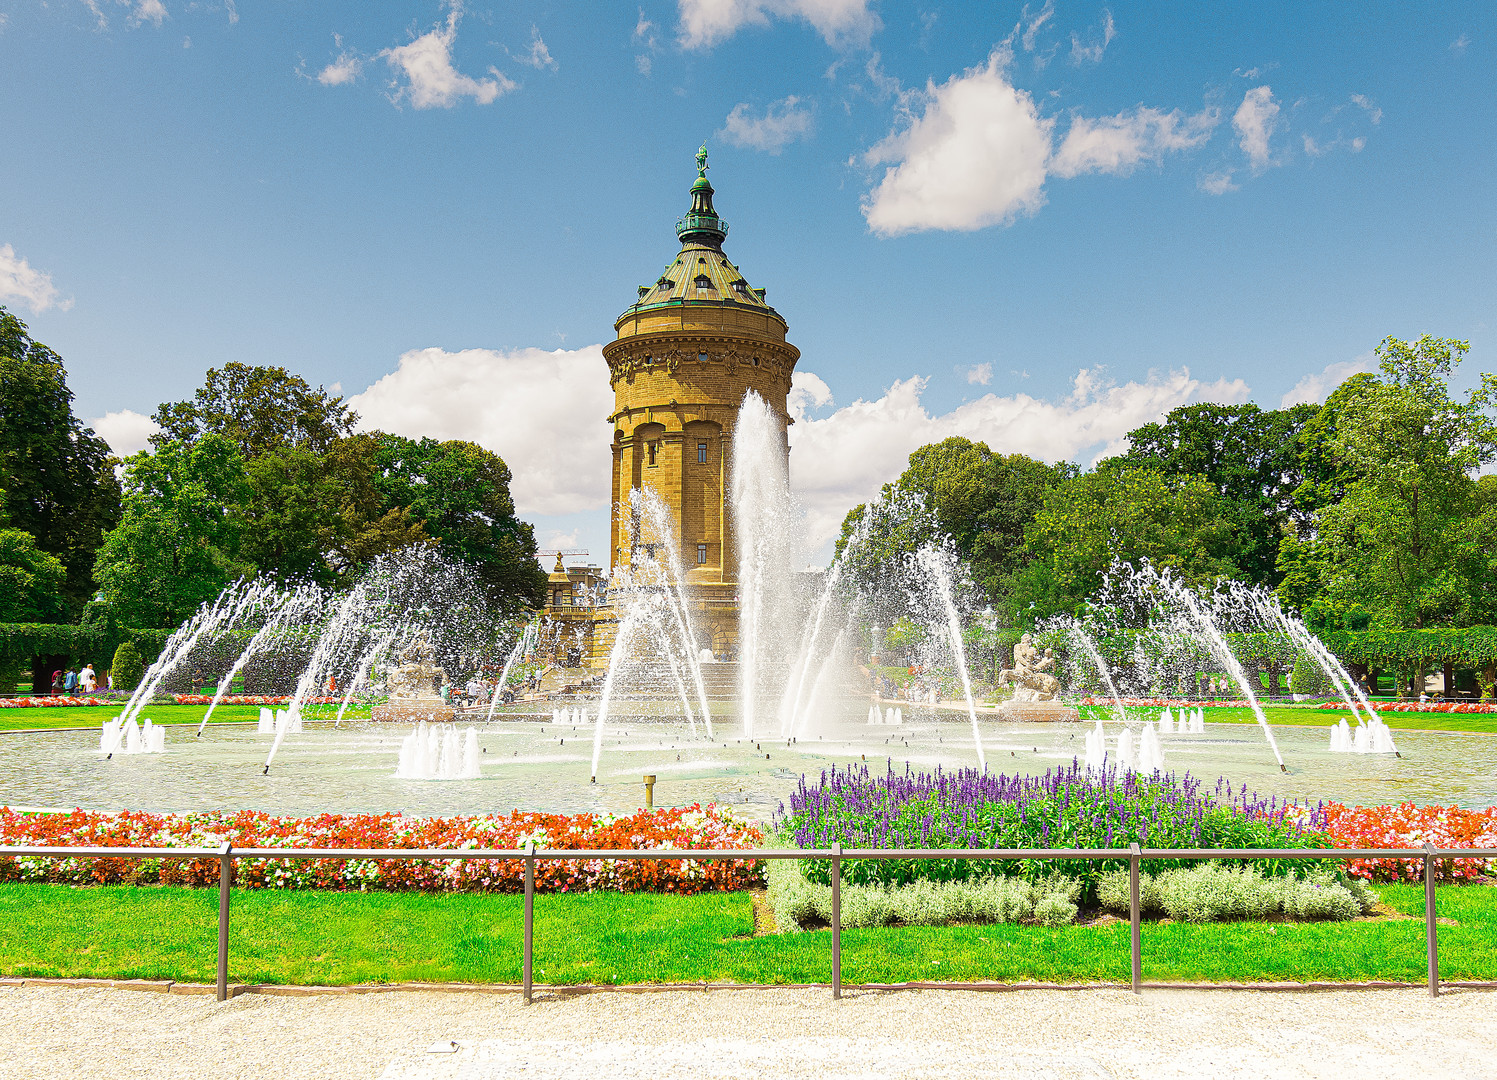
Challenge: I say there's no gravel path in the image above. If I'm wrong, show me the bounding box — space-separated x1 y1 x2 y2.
1 983 1494 1079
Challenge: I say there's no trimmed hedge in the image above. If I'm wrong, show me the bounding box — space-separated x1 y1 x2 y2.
0 622 172 674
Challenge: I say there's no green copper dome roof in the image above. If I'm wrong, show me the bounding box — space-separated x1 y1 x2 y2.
617 147 783 326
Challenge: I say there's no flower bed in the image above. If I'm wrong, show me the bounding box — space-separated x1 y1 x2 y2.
168 694 342 707
0 694 344 709
1322 802 1497 882
0 696 117 708
1077 697 1264 709
777 763 1331 892
0 804 763 894
1315 701 1497 715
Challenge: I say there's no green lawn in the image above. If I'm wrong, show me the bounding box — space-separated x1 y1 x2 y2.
1076 703 1497 736
0 702 372 732
0 882 1490 986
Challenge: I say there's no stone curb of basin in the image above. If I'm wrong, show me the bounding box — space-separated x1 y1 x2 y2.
5 976 1497 997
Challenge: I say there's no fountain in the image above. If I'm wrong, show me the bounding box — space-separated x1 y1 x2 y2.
396 721 481 780
1330 714 1399 755
731 391 796 741
100 716 165 756
196 584 323 736
373 631 451 724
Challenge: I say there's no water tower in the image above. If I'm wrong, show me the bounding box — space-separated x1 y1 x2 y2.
599 147 799 656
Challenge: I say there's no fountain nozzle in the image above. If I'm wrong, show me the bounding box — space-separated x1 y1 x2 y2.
263 765 270 775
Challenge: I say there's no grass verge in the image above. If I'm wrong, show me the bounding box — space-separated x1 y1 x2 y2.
1076 704 1497 736
0 882 1491 987
0 703 372 732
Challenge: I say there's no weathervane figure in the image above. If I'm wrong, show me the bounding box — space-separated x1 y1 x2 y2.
696 143 709 178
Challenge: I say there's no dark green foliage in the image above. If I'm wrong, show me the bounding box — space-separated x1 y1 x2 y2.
0 307 122 616
93 435 253 627
371 434 547 611
109 641 143 692
151 362 357 459
0 529 67 622
836 438 1072 616
1113 402 1327 587
1010 465 1244 622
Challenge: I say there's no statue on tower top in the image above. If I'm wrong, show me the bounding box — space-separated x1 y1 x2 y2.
696 143 709 178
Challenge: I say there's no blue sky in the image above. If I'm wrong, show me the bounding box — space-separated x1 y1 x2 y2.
2 1 1493 560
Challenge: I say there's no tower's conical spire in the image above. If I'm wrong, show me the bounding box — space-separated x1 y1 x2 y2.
675 144 728 246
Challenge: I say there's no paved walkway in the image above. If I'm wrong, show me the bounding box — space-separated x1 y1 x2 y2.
2 983 1494 1079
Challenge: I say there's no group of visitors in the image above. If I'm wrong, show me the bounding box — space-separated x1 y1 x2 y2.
48 663 101 695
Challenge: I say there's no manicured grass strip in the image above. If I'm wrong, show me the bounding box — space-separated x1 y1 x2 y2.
0 703 373 732
1076 704 1497 736
0 883 1491 987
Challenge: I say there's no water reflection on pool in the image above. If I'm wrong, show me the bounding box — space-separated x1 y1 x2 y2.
2 710 1493 821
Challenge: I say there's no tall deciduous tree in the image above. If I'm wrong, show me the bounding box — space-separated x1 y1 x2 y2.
0 306 121 614
1285 335 1497 628
152 362 357 459
1113 402 1325 586
371 435 547 611
94 435 253 627
0 527 68 622
836 438 1072 612
237 437 428 585
1012 464 1244 621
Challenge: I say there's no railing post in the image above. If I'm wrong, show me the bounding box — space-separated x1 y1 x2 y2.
216 842 232 1002
831 843 842 1000
1425 843 1439 998
523 842 535 1005
1129 843 1141 995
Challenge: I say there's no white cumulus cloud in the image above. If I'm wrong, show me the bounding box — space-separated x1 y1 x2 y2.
861 48 1053 236
861 49 1223 234
349 345 613 517
129 0 166 27
1051 104 1218 178
1069 9 1115 65
677 0 879 50
787 366 1252 547
0 244 71 314
719 95 814 153
317 43 362 86
1233 85 1279 172
380 5 514 109
88 409 160 458
966 363 993 385
1280 354 1377 408
515 25 557 70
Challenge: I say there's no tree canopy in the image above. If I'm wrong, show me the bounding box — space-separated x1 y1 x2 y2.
1011 464 1244 621
152 362 357 459
0 306 121 615
1108 401 1327 587
836 437 1072 615
94 434 253 627
1277 335 1497 629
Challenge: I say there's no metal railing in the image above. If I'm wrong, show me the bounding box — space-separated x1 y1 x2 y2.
0 842 1490 1003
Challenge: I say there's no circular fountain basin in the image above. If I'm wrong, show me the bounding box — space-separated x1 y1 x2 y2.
1 710 1494 821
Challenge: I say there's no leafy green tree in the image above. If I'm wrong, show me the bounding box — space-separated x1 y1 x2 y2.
371 435 546 610
94 435 253 627
1114 402 1324 586
1283 335 1497 629
0 527 68 621
1012 465 1244 622
836 438 1072 611
0 306 121 614
237 437 429 585
152 362 357 459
